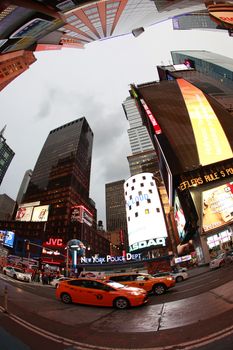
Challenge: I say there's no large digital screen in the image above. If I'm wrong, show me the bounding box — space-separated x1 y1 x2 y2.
70 205 93 226
124 173 168 252
177 78 233 166
202 182 233 232
15 206 33 221
174 192 186 240
31 205 49 222
2 231 15 248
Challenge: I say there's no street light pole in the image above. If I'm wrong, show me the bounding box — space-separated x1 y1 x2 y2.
66 246 69 277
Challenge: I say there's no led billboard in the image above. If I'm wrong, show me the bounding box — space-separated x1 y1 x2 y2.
15 206 33 222
31 205 49 222
2 231 15 248
177 78 233 167
124 173 168 252
174 192 186 240
202 182 233 232
70 205 93 227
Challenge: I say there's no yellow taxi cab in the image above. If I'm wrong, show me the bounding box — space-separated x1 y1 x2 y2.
55 277 148 309
105 272 175 295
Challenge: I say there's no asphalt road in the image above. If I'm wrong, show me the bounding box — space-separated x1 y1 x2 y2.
1 264 233 304
0 265 233 350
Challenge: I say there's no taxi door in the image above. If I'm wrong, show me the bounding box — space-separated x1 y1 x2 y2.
81 280 109 306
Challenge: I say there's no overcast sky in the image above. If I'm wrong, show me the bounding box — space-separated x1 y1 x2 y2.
1 20 233 227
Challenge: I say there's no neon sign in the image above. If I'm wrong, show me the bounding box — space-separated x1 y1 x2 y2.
141 99 162 135
80 253 142 264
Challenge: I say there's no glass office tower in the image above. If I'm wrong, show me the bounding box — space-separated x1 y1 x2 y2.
22 117 94 240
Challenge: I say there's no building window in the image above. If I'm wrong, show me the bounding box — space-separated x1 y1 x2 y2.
129 195 132 199
129 205 132 210
145 209 149 214
140 183 144 187
128 217 130 221
150 182 154 186
156 208 160 212
138 191 142 195
142 176 146 180
135 212 138 217
131 186 134 190
147 199 151 203
149 189 152 193
136 201 139 206
133 178 136 183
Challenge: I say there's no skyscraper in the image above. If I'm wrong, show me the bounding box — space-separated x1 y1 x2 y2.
122 95 159 177
22 117 94 241
105 180 128 252
0 126 15 186
172 10 223 31
0 1 205 54
16 169 33 205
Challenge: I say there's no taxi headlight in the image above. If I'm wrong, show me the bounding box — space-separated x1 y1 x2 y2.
168 277 173 281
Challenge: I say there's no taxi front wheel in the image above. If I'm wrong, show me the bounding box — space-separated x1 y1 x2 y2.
114 297 130 309
61 293 72 304
153 284 166 295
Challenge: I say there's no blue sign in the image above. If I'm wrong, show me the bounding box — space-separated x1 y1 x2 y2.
3 231 15 248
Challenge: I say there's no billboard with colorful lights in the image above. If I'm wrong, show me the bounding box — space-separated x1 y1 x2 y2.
31 205 49 222
71 205 93 227
202 182 233 232
124 173 168 252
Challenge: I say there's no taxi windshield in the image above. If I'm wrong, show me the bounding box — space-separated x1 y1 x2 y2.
106 281 125 289
14 268 24 273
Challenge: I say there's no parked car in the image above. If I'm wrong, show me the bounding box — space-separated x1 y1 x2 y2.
56 278 148 309
152 270 189 282
209 252 233 269
50 276 71 288
3 266 31 282
105 272 175 295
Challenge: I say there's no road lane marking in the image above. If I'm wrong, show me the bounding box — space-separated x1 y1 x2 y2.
1 305 233 350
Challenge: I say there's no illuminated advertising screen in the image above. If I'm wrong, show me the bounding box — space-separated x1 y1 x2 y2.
70 205 93 226
202 182 233 232
177 78 233 167
31 205 49 222
71 206 82 223
124 173 168 252
82 208 93 227
174 193 186 240
3 231 15 248
15 206 33 222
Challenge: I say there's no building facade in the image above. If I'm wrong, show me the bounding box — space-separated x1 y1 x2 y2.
0 194 15 220
0 50 36 91
0 126 15 186
129 70 233 264
105 180 128 253
0 1 205 55
16 169 33 205
171 50 233 116
1 117 110 266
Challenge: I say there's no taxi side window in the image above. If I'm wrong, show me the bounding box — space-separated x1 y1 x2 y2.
109 275 133 282
68 280 83 286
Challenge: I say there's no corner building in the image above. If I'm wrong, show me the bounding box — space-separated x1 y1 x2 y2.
129 74 233 264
